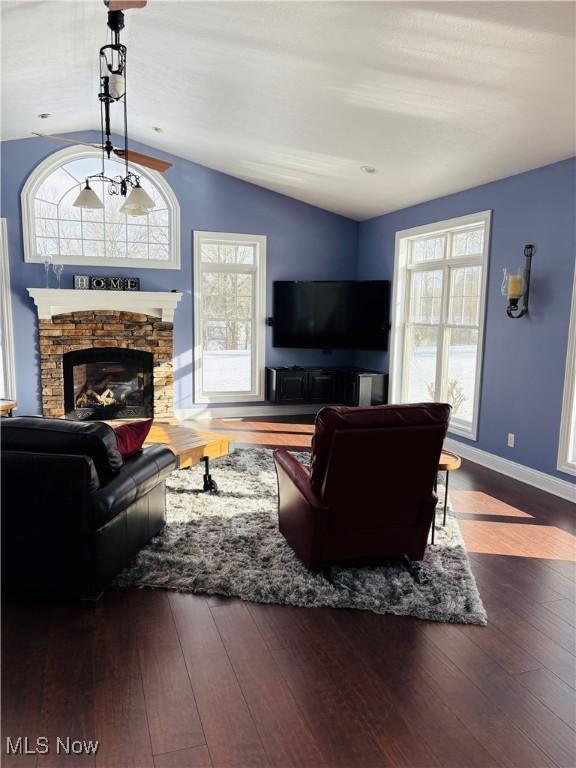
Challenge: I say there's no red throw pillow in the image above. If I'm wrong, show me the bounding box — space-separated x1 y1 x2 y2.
113 419 153 459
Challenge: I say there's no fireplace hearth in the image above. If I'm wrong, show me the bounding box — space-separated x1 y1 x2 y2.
63 348 153 420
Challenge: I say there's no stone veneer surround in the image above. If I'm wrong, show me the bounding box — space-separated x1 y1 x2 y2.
39 310 174 418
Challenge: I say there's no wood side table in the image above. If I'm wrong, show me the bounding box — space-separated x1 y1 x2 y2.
0 399 17 417
431 450 462 544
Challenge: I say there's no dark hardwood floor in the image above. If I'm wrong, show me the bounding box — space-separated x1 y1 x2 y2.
2 416 575 768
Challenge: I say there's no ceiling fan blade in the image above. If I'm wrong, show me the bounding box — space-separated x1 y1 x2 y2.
114 149 172 173
32 134 170 173
105 1 148 11
32 132 102 149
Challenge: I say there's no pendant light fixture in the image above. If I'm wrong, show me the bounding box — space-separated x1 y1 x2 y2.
120 181 155 216
73 181 105 209
72 8 155 214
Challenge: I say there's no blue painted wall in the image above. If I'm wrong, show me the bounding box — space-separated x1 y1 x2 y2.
1 132 358 415
355 158 576 480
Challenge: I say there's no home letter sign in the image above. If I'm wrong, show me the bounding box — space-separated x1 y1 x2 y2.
124 278 140 291
73 275 140 291
73 275 90 290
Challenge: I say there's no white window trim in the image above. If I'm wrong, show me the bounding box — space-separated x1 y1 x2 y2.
389 210 492 441
193 231 267 404
0 218 17 400
21 145 181 269
557 267 576 475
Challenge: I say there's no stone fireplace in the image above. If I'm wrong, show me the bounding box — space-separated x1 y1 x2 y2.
28 288 183 420
38 310 174 418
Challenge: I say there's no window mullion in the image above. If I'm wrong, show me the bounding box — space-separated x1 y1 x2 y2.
400 267 414 402
251 270 257 394
407 257 482 272
401 318 411 403
436 252 451 402
56 198 61 260
80 206 85 260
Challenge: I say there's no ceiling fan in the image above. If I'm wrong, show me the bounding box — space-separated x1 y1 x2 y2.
31 132 172 173
33 0 172 216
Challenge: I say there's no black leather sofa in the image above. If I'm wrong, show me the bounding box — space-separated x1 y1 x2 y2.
1 417 177 599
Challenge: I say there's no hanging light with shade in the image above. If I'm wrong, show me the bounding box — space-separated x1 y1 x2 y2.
120 181 155 216
72 181 104 209
72 7 155 214
33 4 172 192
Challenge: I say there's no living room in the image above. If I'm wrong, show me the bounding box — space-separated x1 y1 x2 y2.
1 1 575 767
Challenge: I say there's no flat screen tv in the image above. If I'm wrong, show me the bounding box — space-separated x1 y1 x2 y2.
272 281 390 350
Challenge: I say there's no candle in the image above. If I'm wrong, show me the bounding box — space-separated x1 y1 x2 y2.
508 274 523 300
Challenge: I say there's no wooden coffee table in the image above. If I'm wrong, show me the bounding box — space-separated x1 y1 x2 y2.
144 422 234 492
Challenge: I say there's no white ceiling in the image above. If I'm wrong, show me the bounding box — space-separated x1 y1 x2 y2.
1 1 575 220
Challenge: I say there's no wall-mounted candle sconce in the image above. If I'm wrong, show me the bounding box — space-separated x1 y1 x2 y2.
501 244 534 318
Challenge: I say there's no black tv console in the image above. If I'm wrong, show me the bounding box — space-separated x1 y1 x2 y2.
266 366 388 407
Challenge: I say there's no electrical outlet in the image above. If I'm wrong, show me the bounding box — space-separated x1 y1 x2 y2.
507 433 515 448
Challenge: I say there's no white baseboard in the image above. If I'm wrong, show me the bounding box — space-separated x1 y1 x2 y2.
174 404 324 420
444 438 576 502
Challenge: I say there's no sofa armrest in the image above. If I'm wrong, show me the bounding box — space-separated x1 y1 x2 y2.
1 451 94 534
90 444 177 529
273 449 324 509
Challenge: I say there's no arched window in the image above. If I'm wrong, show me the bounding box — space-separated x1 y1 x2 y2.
22 146 180 269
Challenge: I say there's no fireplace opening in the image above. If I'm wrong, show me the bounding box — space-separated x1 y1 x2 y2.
63 348 153 420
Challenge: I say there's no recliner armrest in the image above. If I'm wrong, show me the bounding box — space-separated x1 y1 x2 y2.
273 449 325 509
90 444 177 529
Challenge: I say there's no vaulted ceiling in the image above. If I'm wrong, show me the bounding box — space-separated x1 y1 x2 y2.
1 1 574 219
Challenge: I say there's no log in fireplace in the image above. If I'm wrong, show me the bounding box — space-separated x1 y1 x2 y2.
63 348 153 420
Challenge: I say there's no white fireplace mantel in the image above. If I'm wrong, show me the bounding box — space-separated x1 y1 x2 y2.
27 288 183 323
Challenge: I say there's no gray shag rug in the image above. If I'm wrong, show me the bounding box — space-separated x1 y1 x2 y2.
117 448 487 625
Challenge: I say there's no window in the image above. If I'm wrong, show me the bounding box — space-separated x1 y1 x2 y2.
0 219 16 400
193 231 266 403
558 271 576 475
22 146 180 269
390 211 491 439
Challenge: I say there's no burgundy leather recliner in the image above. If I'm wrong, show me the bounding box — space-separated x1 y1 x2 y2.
273 402 451 569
